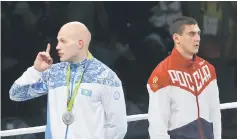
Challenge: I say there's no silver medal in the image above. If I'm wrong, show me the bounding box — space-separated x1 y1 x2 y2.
62 111 74 125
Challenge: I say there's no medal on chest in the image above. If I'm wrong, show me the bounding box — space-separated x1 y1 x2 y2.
62 111 74 125
62 52 93 125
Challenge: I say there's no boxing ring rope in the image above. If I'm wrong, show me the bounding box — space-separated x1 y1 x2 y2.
1 102 237 137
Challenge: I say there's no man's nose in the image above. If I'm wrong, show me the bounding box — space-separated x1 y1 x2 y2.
195 34 201 42
56 44 60 50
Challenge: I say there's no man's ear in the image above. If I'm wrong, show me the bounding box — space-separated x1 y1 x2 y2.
78 40 84 49
173 33 180 44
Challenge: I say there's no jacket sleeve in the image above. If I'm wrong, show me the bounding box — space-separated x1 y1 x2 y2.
9 66 49 101
101 78 127 139
147 71 171 139
210 68 222 139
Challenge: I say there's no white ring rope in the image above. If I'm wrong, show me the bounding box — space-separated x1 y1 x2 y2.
1 102 237 137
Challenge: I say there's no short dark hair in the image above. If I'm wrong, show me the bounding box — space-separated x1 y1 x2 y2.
170 16 198 35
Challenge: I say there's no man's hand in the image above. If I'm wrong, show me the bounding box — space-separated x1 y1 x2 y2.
34 43 53 72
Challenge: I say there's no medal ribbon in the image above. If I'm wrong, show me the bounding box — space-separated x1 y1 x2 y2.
66 52 93 112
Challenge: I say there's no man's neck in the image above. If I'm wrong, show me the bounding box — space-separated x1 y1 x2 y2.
175 46 194 60
71 51 88 63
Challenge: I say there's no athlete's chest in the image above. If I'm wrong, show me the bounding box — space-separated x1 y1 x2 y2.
167 63 213 95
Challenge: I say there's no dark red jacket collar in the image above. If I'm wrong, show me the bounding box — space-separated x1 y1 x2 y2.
170 47 196 68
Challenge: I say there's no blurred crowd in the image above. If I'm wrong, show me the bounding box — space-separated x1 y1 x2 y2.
1 1 237 139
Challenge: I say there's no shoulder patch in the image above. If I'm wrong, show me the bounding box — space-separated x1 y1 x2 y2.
113 91 120 100
148 71 169 93
151 76 159 89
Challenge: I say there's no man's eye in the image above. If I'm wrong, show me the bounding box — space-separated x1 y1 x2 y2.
189 32 195 36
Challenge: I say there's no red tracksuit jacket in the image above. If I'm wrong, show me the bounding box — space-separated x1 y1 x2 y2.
147 47 221 139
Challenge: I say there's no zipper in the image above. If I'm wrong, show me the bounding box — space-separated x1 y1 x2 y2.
190 66 204 139
195 93 204 139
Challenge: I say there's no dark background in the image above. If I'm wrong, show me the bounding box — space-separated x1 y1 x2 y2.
1 1 237 139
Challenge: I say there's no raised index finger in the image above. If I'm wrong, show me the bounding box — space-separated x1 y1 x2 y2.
46 43 51 53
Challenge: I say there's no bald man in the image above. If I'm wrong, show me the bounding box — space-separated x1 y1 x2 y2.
9 22 127 139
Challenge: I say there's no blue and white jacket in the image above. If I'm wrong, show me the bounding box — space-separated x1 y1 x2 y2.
9 57 127 139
